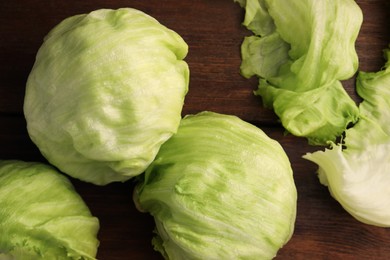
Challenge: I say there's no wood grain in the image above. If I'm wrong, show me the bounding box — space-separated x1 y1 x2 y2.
1 1 389 259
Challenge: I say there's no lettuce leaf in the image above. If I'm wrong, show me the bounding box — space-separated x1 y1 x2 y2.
236 0 362 145
303 47 390 227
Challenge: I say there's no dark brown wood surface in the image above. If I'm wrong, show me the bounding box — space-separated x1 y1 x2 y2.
1 1 390 259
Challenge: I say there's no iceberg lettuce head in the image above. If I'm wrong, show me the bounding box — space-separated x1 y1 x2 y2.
24 8 189 185
134 111 297 259
0 160 99 259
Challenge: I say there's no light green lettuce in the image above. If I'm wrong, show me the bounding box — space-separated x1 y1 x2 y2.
235 0 362 145
24 8 189 185
134 111 297 259
0 160 99 259
304 47 390 227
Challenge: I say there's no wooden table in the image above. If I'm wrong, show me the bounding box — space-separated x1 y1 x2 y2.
1 1 389 259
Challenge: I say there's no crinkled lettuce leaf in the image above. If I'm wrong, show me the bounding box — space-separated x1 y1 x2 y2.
134 111 297 259
24 8 189 185
0 160 99 259
303 47 390 227
236 0 362 145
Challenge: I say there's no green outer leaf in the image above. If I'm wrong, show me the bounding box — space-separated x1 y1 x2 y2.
256 79 359 145
240 33 290 79
135 111 297 260
24 8 189 185
237 0 362 145
303 47 390 227
234 0 275 36
0 160 99 259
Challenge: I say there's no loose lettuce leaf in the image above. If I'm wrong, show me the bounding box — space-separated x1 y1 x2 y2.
24 8 189 185
303 47 390 227
134 111 297 259
0 160 99 259
234 0 275 36
236 0 362 145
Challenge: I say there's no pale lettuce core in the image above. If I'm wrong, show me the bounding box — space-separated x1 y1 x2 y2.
235 0 362 145
0 160 100 259
24 8 189 185
134 111 297 259
304 47 390 227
